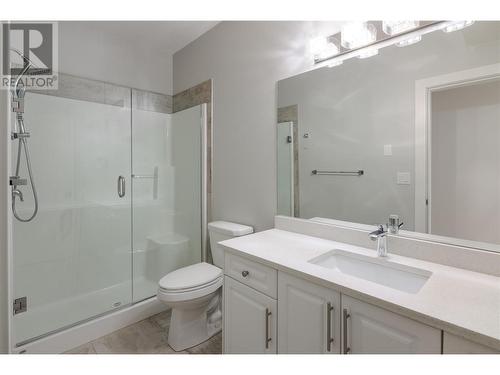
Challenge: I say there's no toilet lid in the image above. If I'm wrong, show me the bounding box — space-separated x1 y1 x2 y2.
158 262 222 291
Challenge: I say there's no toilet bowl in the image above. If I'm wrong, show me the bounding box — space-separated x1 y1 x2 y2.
157 221 253 351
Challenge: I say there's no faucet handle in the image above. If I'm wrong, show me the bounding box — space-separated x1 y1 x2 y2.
388 215 404 234
369 224 386 241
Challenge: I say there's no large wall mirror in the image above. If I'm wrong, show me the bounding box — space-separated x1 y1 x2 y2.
277 21 500 251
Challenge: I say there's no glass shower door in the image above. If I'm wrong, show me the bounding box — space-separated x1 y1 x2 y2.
132 102 203 302
12 90 132 345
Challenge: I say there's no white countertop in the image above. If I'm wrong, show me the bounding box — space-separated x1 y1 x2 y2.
220 229 500 350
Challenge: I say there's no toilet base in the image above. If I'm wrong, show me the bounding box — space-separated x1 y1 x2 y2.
167 292 222 351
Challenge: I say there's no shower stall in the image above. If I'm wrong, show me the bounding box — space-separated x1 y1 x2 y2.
7 74 208 351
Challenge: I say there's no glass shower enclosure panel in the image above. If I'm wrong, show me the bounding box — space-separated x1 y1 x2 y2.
132 102 203 302
12 91 132 345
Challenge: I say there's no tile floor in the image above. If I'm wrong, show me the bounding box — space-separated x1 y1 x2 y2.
65 310 222 354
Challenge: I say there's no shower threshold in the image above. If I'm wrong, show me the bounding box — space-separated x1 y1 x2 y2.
12 277 164 353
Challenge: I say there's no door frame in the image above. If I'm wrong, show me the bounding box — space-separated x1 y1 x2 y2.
277 121 295 217
414 63 500 233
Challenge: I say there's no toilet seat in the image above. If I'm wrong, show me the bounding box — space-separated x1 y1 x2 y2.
157 262 223 303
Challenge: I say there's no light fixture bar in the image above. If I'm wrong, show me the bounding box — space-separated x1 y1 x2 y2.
314 21 444 65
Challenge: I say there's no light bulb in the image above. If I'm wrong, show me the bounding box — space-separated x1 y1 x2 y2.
341 22 377 50
443 21 475 33
382 21 420 36
310 36 339 61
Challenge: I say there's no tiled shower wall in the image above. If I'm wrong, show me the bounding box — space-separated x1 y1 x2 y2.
173 79 213 228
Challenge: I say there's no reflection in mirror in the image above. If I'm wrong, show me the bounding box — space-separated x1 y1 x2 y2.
276 21 500 249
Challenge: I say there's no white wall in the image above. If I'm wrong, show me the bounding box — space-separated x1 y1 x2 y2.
58 22 173 94
173 21 345 231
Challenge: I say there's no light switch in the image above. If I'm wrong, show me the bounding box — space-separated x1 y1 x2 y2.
397 172 411 185
384 144 392 156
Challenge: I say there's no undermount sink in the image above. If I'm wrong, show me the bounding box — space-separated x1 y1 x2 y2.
308 249 432 294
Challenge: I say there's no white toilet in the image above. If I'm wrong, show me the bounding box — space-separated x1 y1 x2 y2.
157 221 253 351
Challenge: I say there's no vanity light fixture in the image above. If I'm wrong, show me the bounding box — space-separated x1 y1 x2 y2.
395 35 422 47
327 60 343 68
382 21 422 47
310 35 340 62
311 21 476 68
443 21 475 33
382 21 420 36
357 47 379 59
341 22 377 49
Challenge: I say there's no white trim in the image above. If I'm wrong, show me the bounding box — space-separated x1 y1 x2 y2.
12 297 166 354
277 121 295 217
6 77 14 354
414 63 500 233
0 72 12 354
200 103 208 262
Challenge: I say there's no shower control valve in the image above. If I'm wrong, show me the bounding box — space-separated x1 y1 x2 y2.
9 176 27 186
11 131 30 140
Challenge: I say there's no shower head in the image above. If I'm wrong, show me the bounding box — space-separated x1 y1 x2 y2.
10 49 36 99
10 48 50 74
10 48 38 69
10 49 52 98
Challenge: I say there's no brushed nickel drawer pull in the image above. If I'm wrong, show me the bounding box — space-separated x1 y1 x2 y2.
343 308 351 354
265 308 272 349
327 302 334 352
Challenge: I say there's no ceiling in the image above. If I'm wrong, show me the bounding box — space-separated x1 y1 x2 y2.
62 21 220 55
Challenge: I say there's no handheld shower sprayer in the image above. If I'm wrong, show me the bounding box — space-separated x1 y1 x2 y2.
9 48 39 222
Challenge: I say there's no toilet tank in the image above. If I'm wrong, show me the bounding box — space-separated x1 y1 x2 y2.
208 221 253 268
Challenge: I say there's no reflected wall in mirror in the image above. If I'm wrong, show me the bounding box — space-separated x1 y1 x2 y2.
277 21 500 249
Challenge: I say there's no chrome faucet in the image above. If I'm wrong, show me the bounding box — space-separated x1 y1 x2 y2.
369 225 388 257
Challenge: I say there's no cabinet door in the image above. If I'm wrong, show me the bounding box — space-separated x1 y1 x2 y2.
223 276 277 353
278 272 340 353
341 295 441 354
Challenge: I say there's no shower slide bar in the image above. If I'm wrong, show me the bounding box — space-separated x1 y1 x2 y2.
311 170 364 176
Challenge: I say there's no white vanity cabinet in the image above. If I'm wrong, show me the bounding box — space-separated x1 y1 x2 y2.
223 252 279 354
341 295 441 354
222 250 498 354
223 276 277 353
277 272 341 353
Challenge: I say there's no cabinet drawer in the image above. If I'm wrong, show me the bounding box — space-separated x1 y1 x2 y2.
225 252 277 298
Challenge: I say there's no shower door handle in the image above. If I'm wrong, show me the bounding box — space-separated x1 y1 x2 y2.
117 176 126 198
